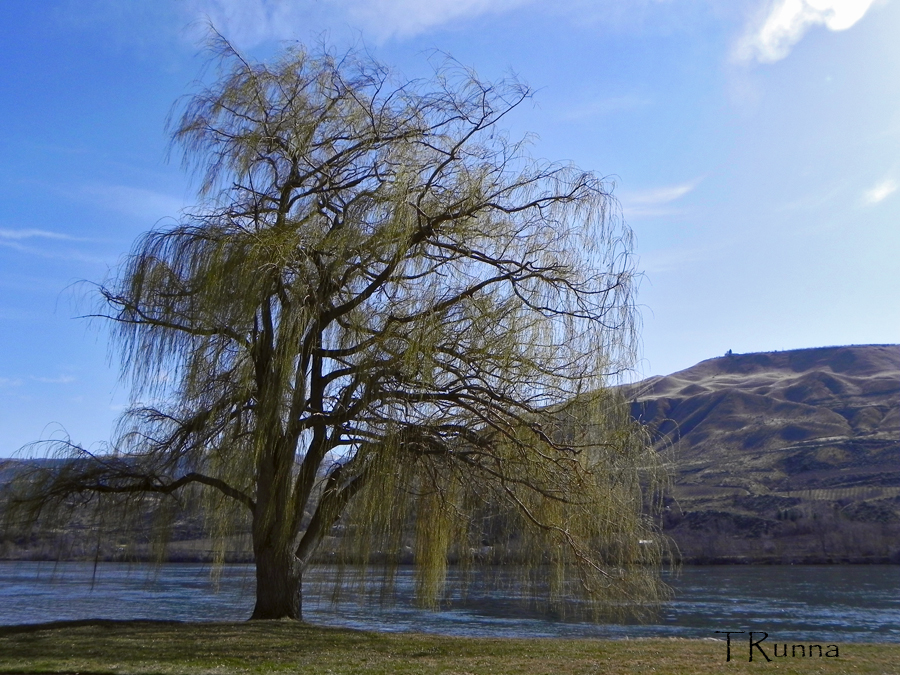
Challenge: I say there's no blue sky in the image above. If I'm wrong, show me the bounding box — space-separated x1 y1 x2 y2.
1 0 897 455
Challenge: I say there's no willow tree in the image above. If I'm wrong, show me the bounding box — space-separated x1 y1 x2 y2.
3 40 668 620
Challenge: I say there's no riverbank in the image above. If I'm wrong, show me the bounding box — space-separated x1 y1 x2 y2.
1 621 898 674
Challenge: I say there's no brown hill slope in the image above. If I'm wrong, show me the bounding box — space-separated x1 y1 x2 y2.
629 344 900 563
3 345 897 565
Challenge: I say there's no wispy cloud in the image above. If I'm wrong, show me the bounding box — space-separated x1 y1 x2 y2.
0 227 104 262
184 0 312 47
32 375 77 385
561 94 652 121
0 228 85 242
344 0 534 40
186 0 535 45
77 184 185 221
736 0 878 64
0 377 23 388
638 244 720 274
619 178 702 218
0 238 109 264
863 178 898 205
625 181 701 205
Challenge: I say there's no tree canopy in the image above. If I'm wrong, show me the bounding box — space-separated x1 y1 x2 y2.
2 40 668 621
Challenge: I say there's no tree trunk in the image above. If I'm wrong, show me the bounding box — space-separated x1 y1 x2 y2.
250 544 302 620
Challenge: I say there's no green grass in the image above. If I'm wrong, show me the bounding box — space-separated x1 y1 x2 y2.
1 621 898 674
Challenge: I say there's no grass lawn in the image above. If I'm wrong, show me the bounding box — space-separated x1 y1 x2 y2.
0 621 898 674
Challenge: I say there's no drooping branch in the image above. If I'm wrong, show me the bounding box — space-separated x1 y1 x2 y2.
15 460 256 514
2 39 666 620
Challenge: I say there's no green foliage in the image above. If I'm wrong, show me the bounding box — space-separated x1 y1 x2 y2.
3 36 668 619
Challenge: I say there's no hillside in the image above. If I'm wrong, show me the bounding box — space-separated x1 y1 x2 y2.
629 344 900 563
3 344 898 565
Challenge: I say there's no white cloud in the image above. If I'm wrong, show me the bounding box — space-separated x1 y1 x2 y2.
0 228 104 262
638 244 719 274
32 375 77 385
186 0 535 45
737 0 878 64
561 94 653 121
184 0 309 47
863 178 898 204
0 228 84 242
625 180 701 206
619 178 702 218
0 238 109 264
77 184 185 221
345 0 534 40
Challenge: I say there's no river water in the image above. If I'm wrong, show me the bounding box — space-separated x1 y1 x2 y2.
1 562 897 642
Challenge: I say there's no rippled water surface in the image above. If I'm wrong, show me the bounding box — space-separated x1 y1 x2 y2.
1 562 897 642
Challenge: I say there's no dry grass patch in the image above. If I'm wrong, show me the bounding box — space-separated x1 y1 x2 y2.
0 621 897 674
